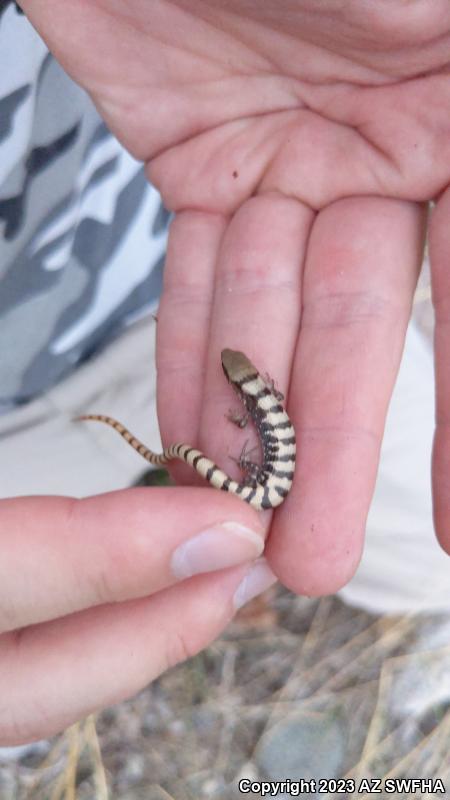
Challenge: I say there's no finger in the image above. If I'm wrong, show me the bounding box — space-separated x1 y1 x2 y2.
198 193 313 487
266 196 426 594
0 558 276 744
156 210 228 486
0 489 265 633
429 185 450 551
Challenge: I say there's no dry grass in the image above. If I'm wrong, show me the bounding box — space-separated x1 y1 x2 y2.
2 585 449 799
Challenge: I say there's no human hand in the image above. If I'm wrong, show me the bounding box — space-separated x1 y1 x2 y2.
18 1 450 594
0 491 268 744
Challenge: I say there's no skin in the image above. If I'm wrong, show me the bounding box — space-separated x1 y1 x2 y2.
3 0 450 743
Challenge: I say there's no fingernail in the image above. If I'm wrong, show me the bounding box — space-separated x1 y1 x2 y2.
233 557 277 610
170 522 264 579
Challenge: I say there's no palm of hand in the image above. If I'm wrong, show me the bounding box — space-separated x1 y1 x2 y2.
22 0 450 592
23 0 450 203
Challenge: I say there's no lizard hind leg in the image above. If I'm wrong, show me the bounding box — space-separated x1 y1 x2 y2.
230 439 261 484
226 408 250 429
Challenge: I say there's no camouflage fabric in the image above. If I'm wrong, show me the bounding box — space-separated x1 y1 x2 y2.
0 1 169 410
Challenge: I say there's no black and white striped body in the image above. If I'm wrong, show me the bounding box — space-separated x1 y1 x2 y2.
76 349 296 510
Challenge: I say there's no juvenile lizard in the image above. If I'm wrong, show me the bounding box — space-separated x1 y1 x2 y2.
76 348 296 510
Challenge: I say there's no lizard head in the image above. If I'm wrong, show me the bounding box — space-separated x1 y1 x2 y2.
221 349 257 385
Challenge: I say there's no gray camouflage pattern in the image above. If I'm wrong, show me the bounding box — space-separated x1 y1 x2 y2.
0 2 169 406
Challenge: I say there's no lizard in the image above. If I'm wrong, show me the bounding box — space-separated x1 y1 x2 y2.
75 348 296 510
